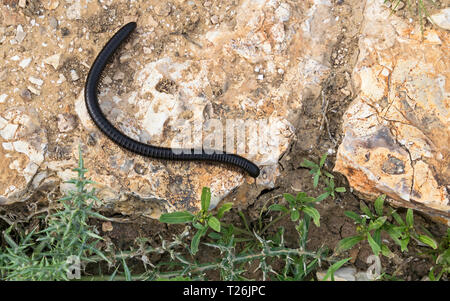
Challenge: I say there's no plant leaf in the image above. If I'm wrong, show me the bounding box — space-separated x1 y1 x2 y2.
417 235 437 249
208 216 221 233
159 211 194 224
201 187 211 211
374 195 385 216
368 216 388 231
322 257 351 281
336 235 365 252
268 204 289 213
367 233 381 256
217 203 233 219
303 206 320 227
406 209 414 228
290 209 300 222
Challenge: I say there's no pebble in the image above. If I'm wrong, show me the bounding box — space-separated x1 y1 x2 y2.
49 17 59 30
57 74 66 84
66 2 82 20
119 53 132 63
210 15 219 24
19 58 32 69
70 70 79 81
0 123 18 140
29 76 44 86
44 0 60 10
275 3 291 22
113 71 125 81
43 53 61 69
0 94 7 103
15 25 26 43
27 86 40 95
154 3 171 16
20 89 32 101
19 0 26 8
57 113 77 133
430 8 450 31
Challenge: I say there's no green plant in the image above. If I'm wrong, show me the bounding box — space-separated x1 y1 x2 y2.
426 228 449 281
0 147 109 280
300 153 346 201
159 187 232 255
158 187 337 280
337 195 438 257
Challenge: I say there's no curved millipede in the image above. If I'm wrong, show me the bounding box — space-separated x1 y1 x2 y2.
84 22 260 178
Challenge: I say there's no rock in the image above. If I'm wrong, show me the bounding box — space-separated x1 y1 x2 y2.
18 0 26 8
334 0 450 224
20 89 32 101
15 25 26 43
0 94 7 103
43 0 59 10
49 16 58 29
19 57 31 68
70 69 79 81
0 108 47 205
154 3 171 17
66 1 81 20
29 76 43 86
316 266 357 281
429 7 450 31
43 53 61 69
0 0 340 218
102 221 113 232
57 113 77 133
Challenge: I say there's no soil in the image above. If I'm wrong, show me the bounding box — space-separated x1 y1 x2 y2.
0 0 448 281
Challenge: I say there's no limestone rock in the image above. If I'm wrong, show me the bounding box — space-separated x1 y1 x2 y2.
0 0 340 218
0 108 47 205
334 0 450 224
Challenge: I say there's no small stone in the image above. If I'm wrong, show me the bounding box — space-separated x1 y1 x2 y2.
43 53 61 70
15 25 26 43
19 0 26 8
113 71 125 81
66 2 81 20
57 113 77 133
0 94 7 103
102 221 113 232
43 0 59 10
10 55 20 61
27 86 40 95
154 3 171 16
19 58 31 69
210 15 219 24
103 76 112 85
57 74 66 84
29 76 43 86
429 8 450 30
204 1 212 7
275 3 291 22
119 53 132 63
257 74 264 80
0 123 18 140
49 17 58 29
70 69 79 81
20 89 32 101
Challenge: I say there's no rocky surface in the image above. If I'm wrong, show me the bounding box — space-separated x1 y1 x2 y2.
0 0 339 217
334 0 450 224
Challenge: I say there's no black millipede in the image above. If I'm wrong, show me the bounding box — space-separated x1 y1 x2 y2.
84 22 260 178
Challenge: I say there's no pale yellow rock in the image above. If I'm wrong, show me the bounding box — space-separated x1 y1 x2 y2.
335 0 450 224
